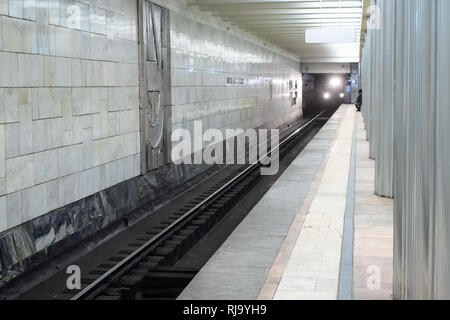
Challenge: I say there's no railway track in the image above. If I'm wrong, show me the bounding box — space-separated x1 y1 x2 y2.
50 110 330 300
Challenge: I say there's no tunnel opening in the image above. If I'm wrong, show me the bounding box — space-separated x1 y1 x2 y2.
302 73 355 118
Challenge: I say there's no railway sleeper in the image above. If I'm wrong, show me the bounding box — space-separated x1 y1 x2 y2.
118 275 145 288
154 246 182 265
141 256 165 264
95 295 121 300
142 272 195 288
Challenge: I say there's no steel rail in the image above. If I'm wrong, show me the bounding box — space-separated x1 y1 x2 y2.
71 110 326 300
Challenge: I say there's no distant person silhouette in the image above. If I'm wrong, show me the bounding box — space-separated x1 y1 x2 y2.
356 89 362 112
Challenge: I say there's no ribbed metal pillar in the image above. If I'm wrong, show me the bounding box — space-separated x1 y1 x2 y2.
374 0 395 198
393 0 406 300
362 0 450 300
433 0 450 300
369 1 381 161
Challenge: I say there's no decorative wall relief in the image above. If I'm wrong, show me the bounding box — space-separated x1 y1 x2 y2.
139 1 171 173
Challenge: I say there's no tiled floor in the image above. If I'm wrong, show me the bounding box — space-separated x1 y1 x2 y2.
271 105 355 300
178 106 394 301
352 112 394 300
178 107 348 300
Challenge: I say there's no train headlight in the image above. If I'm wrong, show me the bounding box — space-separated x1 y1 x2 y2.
324 92 330 99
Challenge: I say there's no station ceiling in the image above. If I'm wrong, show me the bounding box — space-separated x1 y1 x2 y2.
188 0 363 63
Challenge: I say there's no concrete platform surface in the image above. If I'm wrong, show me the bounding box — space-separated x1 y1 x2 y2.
178 105 394 300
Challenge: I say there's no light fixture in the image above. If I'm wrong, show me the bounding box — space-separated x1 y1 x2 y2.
324 92 330 99
305 28 355 44
330 77 342 87
340 93 345 98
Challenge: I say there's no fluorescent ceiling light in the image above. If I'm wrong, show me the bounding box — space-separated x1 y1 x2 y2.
330 77 342 87
306 28 355 44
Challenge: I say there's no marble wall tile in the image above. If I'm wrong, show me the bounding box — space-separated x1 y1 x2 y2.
44 56 72 87
19 102 33 155
91 112 105 140
6 154 34 193
71 114 91 144
21 182 47 222
0 0 8 15
38 88 66 119
107 111 119 136
71 28 91 59
36 0 48 23
35 0 50 54
79 165 103 199
108 87 136 112
81 60 103 86
49 25 72 57
32 119 46 152
1 16 32 53
62 93 72 131
35 22 50 55
0 195 6 232
116 155 134 184
6 191 22 228
0 89 4 123
118 109 138 135
48 0 59 25
0 52 18 88
5 123 20 158
71 58 82 86
6 192 22 229
34 149 58 184
8 0 23 18
90 5 106 35
60 171 80 205
0 124 4 178
104 159 117 188
0 177 6 196
32 118 63 152
4 89 19 124
23 0 37 21
89 33 107 61
46 178 59 211
57 143 82 177
18 54 44 87
71 87 92 115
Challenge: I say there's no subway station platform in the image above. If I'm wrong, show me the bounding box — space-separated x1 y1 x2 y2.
178 105 394 300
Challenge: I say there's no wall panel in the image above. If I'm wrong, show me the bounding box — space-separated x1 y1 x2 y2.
0 0 140 233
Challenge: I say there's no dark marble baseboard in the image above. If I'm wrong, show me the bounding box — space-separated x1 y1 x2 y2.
0 162 219 288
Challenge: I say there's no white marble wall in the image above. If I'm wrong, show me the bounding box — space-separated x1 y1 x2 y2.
170 11 303 153
0 0 302 235
0 0 140 232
